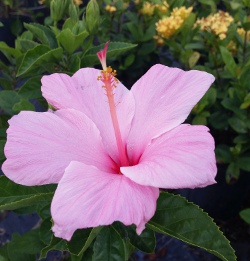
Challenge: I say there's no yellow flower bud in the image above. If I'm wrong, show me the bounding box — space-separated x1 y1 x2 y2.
73 0 83 6
105 5 117 13
140 2 155 16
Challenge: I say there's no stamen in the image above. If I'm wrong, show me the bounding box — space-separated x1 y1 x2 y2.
97 43 129 167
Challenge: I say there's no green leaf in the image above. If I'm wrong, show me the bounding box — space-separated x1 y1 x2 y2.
24 23 58 49
239 208 250 224
10 19 23 36
1 230 46 261
0 176 56 210
9 230 45 255
222 98 246 119
12 100 35 113
57 29 89 54
112 222 156 253
69 54 81 73
192 115 207 125
197 0 216 11
93 226 126 261
226 162 240 183
0 91 21 115
242 22 250 31
0 140 6 160
219 46 238 78
236 157 250 171
147 192 236 261
240 93 250 109
0 78 12 90
17 45 63 77
228 117 248 133
82 42 137 67
215 145 232 164
0 41 21 59
39 218 53 245
40 236 68 259
67 227 103 256
188 52 200 68
16 39 39 53
124 54 135 68
141 23 156 42
18 77 42 99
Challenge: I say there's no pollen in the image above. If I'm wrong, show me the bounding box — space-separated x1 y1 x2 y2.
97 66 119 92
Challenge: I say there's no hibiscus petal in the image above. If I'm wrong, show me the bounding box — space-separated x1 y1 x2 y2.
51 161 159 241
41 68 135 164
121 124 217 189
127 64 215 163
2 109 114 185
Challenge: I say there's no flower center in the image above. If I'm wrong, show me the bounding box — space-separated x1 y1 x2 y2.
97 43 129 167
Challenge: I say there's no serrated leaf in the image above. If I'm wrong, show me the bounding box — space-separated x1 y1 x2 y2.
112 222 155 254
39 218 53 245
40 236 68 259
57 29 89 54
0 176 56 210
2 230 46 261
0 91 21 115
9 230 45 255
67 227 103 256
17 45 63 77
24 23 57 49
93 226 126 261
147 192 236 261
82 42 137 67
18 77 42 99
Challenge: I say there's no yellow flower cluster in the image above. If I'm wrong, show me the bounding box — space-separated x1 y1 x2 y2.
105 4 117 13
140 1 169 16
195 11 233 40
155 6 193 40
155 1 169 14
171 6 193 20
237 28 250 41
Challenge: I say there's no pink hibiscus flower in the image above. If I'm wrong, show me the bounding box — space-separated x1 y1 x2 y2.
2 42 217 241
